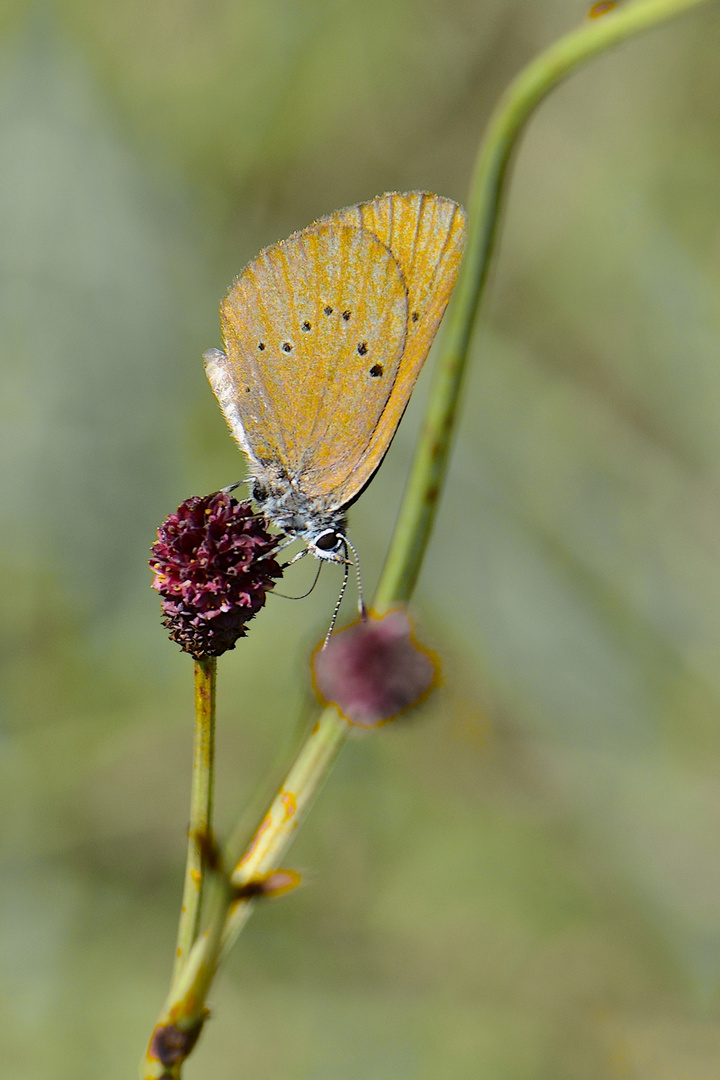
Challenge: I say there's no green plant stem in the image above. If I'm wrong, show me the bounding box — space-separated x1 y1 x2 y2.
143 866 232 1080
374 0 715 611
172 657 216 983
141 705 345 1079
142 1 717 1073
222 703 347 950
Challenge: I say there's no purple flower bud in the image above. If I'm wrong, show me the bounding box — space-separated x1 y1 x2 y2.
312 610 437 727
149 491 282 659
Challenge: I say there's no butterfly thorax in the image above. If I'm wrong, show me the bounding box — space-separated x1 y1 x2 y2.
251 468 348 562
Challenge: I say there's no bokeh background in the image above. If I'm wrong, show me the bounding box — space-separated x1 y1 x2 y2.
2 1 720 1077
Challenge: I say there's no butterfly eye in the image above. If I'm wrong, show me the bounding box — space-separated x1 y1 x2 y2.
314 529 342 552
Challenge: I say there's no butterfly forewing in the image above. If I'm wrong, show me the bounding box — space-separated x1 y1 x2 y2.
326 192 467 505
216 223 408 498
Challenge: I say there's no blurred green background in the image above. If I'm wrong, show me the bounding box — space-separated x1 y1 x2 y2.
2 1 720 1077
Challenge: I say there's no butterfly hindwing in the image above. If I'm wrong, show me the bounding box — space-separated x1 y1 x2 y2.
326 191 467 506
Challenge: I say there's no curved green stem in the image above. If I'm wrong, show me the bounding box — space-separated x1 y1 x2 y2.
374 0 715 611
172 657 216 983
141 705 346 1079
222 703 347 950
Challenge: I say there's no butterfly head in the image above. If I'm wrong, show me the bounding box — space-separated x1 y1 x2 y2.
251 472 348 563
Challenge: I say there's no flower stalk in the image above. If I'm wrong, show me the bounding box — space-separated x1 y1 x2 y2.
172 657 216 984
375 0 716 611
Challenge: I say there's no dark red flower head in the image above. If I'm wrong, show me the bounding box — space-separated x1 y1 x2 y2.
149 491 282 659
312 609 437 727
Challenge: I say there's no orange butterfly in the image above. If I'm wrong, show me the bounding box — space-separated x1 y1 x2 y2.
204 191 466 567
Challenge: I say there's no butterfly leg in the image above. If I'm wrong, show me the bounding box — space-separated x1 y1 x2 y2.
285 545 309 567
221 478 252 494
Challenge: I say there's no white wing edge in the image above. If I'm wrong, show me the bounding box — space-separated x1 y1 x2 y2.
203 348 256 463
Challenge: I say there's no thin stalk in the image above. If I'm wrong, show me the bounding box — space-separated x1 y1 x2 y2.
142 868 232 1080
172 657 216 983
374 0 715 611
141 705 346 1079
222 703 348 951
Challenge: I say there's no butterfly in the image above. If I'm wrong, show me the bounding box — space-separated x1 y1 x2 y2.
204 191 466 571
